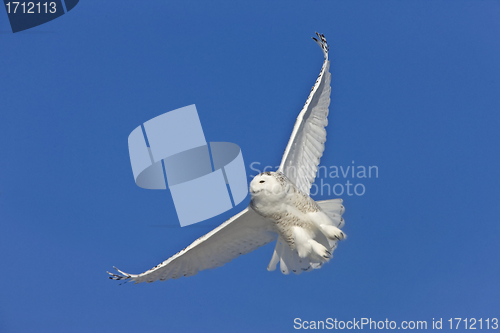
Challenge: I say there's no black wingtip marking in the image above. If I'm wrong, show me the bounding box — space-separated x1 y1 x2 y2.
312 32 329 55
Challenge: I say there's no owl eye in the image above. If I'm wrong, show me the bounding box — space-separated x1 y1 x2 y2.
259 180 265 183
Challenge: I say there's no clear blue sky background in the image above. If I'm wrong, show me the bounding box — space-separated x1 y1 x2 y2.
1 1 499 332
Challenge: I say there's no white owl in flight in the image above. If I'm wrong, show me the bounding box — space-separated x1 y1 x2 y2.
109 33 346 283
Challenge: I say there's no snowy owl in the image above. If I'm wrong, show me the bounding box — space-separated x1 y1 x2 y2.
108 32 346 283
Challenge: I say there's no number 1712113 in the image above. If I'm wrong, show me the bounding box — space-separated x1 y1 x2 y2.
5 2 57 14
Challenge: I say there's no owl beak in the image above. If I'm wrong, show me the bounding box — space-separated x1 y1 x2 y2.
250 187 262 195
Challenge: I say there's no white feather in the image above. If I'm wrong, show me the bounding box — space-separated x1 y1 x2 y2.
108 208 276 283
278 33 331 196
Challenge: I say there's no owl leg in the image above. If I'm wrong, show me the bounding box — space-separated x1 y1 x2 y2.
320 224 346 241
292 226 331 263
307 239 332 262
267 238 283 271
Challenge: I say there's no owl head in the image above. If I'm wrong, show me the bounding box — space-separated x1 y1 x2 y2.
249 172 290 199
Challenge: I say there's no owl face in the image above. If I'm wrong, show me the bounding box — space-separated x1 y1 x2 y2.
249 172 288 198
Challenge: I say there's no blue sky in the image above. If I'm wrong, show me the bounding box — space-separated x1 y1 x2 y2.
1 1 499 332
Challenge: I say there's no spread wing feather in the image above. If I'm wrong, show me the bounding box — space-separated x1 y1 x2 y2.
278 33 331 195
108 207 277 283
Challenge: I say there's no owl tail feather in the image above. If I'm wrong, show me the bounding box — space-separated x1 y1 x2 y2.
267 236 314 275
316 198 345 228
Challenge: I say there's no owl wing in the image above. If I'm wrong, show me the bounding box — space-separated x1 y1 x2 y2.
278 33 331 195
108 207 276 283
